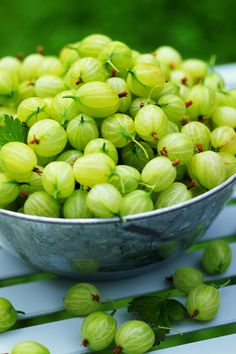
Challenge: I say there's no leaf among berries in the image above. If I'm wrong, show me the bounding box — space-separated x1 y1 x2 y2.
0 115 29 147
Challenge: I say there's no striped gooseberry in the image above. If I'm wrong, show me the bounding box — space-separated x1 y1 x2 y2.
67 81 119 118
202 240 232 274
63 190 93 218
157 133 194 165
81 311 117 351
134 104 168 143
186 284 220 321
11 341 50 354
155 182 192 209
172 266 203 294
190 151 226 190
64 283 101 315
86 183 122 218
0 297 17 333
73 153 115 187
120 190 154 216
114 320 155 354
127 63 165 98
141 156 176 192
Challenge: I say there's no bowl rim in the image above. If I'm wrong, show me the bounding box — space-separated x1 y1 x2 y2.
0 173 235 225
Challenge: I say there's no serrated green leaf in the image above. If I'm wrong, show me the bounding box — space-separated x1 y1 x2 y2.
127 294 186 344
166 298 187 321
128 295 163 324
0 115 29 147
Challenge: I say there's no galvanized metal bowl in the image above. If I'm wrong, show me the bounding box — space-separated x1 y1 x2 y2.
0 173 235 281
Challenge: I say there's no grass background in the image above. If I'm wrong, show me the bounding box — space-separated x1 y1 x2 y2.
0 0 235 64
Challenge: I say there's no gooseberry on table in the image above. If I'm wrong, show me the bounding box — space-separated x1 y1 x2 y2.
202 240 232 274
186 284 220 321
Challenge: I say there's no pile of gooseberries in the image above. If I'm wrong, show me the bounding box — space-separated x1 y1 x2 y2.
0 34 235 218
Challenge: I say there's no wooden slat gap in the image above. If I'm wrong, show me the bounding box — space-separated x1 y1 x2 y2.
0 272 57 287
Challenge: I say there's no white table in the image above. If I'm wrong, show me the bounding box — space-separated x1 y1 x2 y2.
0 64 236 354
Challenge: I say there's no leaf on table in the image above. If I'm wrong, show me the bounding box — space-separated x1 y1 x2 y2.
0 115 29 147
128 294 163 325
166 298 186 322
128 294 187 344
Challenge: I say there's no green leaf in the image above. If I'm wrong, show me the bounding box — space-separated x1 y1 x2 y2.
166 299 187 322
127 294 186 344
0 115 29 147
128 295 163 325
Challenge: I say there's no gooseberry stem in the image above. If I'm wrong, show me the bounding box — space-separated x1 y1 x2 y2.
208 54 217 72
109 172 125 195
60 114 69 127
25 107 44 125
66 44 79 53
17 310 26 315
107 58 120 73
53 189 59 200
110 309 117 316
158 325 183 336
119 215 127 223
119 126 149 159
63 95 76 100
138 182 155 196
132 138 149 159
210 278 231 289
147 84 161 101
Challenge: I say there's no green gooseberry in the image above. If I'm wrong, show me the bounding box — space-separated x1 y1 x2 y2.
190 151 226 190
0 297 17 333
172 266 204 294
81 311 117 351
114 320 155 354
64 283 101 316
202 240 232 274
186 284 220 321
11 341 50 354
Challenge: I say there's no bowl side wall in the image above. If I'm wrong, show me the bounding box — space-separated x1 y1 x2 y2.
0 178 234 280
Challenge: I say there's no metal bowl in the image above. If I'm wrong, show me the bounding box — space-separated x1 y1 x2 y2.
0 174 235 281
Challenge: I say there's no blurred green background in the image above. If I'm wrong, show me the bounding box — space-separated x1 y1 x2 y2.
0 0 235 64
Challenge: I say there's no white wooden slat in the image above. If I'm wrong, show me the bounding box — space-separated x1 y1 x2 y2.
0 242 235 318
0 285 236 354
0 279 74 317
0 318 85 354
153 334 236 354
203 205 236 240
